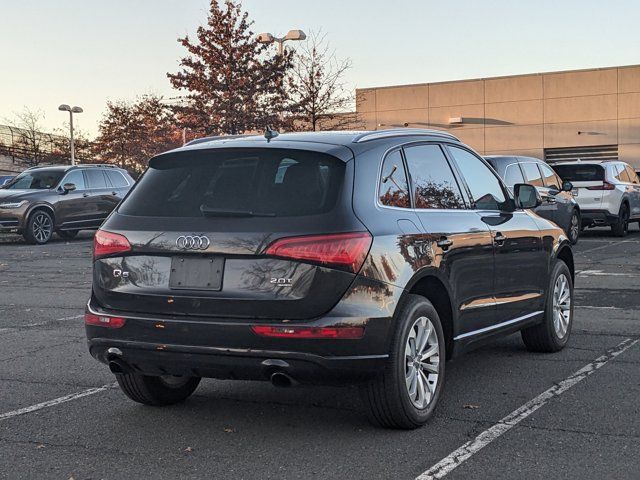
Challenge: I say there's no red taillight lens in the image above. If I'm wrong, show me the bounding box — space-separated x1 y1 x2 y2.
93 229 131 260
264 232 372 273
251 325 364 339
586 182 615 191
84 312 126 329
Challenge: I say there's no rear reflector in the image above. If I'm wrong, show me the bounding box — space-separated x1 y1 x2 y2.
264 232 372 273
94 229 131 260
251 325 364 339
586 182 615 191
84 312 126 329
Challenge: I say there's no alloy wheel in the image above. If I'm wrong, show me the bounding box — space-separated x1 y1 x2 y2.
32 213 52 243
552 273 571 338
405 316 440 409
570 213 579 242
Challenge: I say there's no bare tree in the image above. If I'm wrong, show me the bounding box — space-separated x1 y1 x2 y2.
5 108 48 166
289 31 355 131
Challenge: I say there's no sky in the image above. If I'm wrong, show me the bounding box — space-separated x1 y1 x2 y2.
1 0 639 137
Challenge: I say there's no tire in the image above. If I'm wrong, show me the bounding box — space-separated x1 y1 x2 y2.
611 203 629 237
57 230 79 240
360 294 446 429
521 260 573 353
23 209 54 245
567 210 580 245
116 373 201 406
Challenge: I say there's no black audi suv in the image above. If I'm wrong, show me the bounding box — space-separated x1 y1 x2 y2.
85 130 575 429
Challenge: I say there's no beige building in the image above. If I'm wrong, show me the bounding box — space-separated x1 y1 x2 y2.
356 64 640 168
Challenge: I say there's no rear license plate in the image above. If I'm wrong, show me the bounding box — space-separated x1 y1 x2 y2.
169 256 224 291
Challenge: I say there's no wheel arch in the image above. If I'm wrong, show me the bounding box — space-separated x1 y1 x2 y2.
555 242 575 283
402 271 455 359
26 202 56 223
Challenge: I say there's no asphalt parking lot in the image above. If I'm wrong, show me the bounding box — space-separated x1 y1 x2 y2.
0 227 639 480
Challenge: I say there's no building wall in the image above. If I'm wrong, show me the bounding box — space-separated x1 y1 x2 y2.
356 65 640 167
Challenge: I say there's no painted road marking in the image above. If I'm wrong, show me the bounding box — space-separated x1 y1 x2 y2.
577 269 639 277
415 337 639 480
0 383 116 422
0 314 83 335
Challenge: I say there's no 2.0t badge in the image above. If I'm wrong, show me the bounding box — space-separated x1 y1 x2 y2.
176 235 211 250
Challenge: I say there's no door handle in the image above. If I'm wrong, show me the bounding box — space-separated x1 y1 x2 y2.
82 193 90 198
547 197 557 204
494 232 507 245
111 191 118 196
436 236 453 250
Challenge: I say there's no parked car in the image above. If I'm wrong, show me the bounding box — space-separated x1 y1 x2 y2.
551 160 640 236
85 129 574 429
0 175 15 186
0 164 134 244
485 156 580 244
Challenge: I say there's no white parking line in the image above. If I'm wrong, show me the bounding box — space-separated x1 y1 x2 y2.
0 383 115 422
415 337 639 480
0 314 83 335
577 270 639 277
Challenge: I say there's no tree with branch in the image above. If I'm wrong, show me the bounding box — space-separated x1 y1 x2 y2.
5 108 49 166
288 31 355 131
92 95 182 172
167 0 292 135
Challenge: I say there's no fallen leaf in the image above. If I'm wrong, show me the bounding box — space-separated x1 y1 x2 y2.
184 447 193 452
463 404 480 409
36 444 45 449
223 427 235 433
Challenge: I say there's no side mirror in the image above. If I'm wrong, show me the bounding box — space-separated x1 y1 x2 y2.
514 183 542 209
62 183 76 193
562 180 573 192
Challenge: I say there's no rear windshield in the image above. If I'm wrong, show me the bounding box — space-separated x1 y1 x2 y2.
118 149 345 217
552 164 604 182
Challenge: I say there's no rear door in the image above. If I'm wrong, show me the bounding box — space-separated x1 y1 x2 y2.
404 144 496 336
521 161 557 223
539 161 573 231
92 145 363 320
623 165 640 218
446 146 547 324
104 169 131 211
84 169 113 225
55 169 92 228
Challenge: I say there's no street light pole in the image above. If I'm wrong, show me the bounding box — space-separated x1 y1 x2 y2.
257 29 306 55
58 104 83 165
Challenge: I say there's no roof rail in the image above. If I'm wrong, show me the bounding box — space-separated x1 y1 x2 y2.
352 128 459 144
184 134 254 146
73 164 118 168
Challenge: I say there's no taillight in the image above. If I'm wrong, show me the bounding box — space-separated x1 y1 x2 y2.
586 182 615 191
84 312 126 329
264 232 372 273
93 229 131 260
251 325 364 339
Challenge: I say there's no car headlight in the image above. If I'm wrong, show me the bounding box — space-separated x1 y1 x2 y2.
0 200 28 209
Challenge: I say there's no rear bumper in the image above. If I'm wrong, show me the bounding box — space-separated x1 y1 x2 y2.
580 209 618 226
85 280 400 384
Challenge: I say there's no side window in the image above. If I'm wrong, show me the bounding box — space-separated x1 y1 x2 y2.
105 170 129 188
62 170 86 190
404 144 465 209
615 165 631 183
378 150 410 208
539 163 560 190
85 169 108 189
503 164 525 189
521 163 544 187
624 165 639 184
447 146 507 211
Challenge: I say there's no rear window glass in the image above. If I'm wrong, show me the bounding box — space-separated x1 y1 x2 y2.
553 164 604 182
118 149 345 217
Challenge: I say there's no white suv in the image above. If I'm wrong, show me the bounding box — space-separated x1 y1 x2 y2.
552 161 640 236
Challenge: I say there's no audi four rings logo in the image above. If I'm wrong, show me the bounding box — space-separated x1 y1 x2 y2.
176 235 211 250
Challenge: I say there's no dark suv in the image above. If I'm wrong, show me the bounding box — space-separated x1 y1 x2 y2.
0 164 133 244
485 156 580 244
85 130 574 429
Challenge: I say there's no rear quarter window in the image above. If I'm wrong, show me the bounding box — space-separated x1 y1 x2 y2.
118 149 345 217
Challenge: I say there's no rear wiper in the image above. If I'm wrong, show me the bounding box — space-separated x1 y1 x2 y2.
200 205 276 217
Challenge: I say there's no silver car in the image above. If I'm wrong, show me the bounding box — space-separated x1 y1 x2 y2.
552 161 640 236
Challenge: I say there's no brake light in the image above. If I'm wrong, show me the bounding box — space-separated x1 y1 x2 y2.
93 229 131 260
251 325 364 339
264 232 372 273
84 312 126 329
586 182 615 191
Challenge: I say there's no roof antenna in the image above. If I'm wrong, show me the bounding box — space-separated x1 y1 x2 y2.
264 126 279 143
